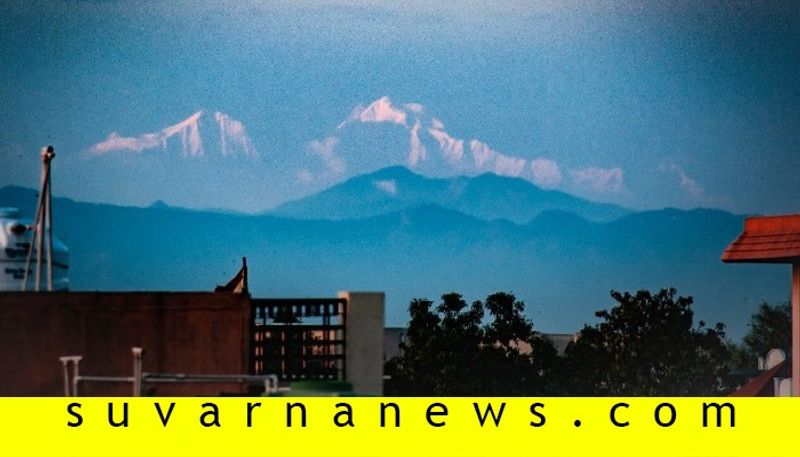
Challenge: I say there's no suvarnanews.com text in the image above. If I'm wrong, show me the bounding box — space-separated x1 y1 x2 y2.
64 400 736 429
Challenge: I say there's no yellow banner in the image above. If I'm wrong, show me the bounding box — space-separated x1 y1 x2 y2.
0 398 794 457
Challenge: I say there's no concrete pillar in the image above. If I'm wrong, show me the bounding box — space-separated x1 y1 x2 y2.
792 264 799 396
338 291 385 395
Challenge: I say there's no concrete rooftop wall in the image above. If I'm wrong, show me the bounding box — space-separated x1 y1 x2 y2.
0 292 251 396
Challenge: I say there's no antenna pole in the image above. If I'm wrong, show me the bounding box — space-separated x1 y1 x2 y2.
44 149 54 291
35 167 44 292
21 146 55 292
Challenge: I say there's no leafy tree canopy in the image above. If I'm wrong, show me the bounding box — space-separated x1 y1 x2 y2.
386 288 732 396
562 288 731 396
385 292 558 395
726 301 791 372
742 301 791 359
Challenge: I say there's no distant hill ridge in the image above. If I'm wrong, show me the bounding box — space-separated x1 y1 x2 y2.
0 175 787 340
272 166 630 224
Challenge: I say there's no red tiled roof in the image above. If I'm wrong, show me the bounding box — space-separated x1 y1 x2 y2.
729 361 786 397
722 214 800 263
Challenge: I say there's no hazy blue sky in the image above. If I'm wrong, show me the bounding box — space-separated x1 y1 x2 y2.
1 0 799 214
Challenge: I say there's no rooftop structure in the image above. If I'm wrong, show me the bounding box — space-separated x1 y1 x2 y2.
722 214 800 396
0 290 385 396
722 214 800 263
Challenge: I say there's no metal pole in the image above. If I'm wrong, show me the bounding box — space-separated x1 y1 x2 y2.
44 153 54 291
60 358 70 397
792 263 799 396
34 147 53 291
32 190 45 291
34 180 44 292
20 198 42 291
40 166 51 290
73 364 79 397
59 355 83 397
132 347 143 397
58 356 84 397
21 154 48 291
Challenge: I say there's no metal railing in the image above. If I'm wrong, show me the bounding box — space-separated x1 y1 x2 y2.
59 348 281 396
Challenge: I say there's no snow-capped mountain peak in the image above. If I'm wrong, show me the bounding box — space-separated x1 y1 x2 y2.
301 96 624 197
337 96 409 129
307 96 562 187
89 110 258 158
214 111 258 157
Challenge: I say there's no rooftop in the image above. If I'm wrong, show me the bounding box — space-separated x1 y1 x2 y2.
721 214 800 264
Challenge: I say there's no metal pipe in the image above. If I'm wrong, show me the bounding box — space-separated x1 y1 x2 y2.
72 359 80 397
132 347 143 397
140 373 281 393
77 376 136 383
61 348 281 395
45 162 53 291
21 177 45 291
20 146 56 292
34 169 44 292
59 356 82 397
141 373 279 382
60 358 70 397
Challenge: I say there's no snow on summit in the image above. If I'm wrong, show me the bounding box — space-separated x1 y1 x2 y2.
89 110 258 158
301 96 626 197
306 96 565 188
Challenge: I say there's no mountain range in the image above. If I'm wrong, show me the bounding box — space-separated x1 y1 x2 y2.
273 166 628 223
0 167 789 340
89 110 258 158
73 97 630 213
299 96 624 197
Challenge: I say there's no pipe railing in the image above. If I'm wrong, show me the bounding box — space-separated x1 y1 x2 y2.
60 347 281 396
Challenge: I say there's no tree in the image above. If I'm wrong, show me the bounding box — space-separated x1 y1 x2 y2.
742 301 791 359
480 292 560 395
725 340 757 372
726 301 792 372
389 293 485 395
384 292 558 395
561 288 731 396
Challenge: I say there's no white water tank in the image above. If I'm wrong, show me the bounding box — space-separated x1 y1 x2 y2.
0 207 69 291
